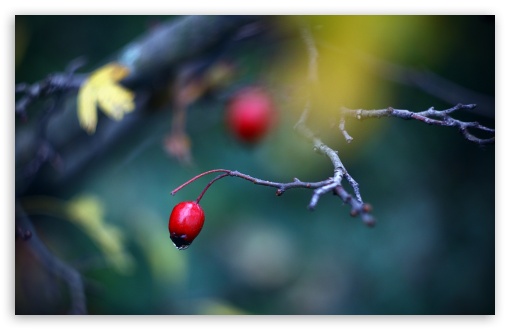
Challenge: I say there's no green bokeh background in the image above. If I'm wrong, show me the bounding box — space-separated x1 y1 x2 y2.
15 15 495 314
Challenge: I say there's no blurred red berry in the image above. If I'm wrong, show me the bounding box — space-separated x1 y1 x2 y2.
226 87 276 143
168 201 205 250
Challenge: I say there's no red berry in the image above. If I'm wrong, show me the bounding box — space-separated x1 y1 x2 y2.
226 87 276 143
168 201 205 250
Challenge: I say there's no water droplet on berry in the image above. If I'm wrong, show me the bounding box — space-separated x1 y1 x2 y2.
170 233 191 250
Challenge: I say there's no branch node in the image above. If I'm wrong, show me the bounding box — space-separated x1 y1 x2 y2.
362 203 373 213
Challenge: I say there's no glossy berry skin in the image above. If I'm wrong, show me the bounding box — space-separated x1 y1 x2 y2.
227 87 275 144
168 201 205 250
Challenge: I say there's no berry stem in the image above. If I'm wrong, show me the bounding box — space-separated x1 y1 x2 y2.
171 169 230 195
195 173 230 204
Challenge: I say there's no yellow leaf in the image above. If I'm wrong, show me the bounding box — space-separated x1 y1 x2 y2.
77 83 98 133
96 84 135 120
77 63 135 134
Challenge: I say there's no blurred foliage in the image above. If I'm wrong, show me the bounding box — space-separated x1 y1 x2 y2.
15 15 494 314
21 194 134 274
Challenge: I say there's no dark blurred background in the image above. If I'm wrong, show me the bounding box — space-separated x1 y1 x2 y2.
15 15 495 314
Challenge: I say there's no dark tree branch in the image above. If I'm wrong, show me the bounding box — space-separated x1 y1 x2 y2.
15 16 263 193
119 15 259 87
340 103 495 145
15 203 87 314
15 74 86 119
16 57 87 119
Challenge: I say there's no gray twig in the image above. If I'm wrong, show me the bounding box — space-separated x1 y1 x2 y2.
172 168 375 226
340 103 495 145
293 24 373 225
339 117 353 143
293 106 373 225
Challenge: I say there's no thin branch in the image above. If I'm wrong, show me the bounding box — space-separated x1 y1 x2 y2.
339 117 353 143
228 171 333 201
292 23 373 225
16 203 87 314
172 168 374 225
293 112 371 223
334 186 373 226
340 103 495 145
294 105 345 182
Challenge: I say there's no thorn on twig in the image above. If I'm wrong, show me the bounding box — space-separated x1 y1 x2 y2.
362 203 373 213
